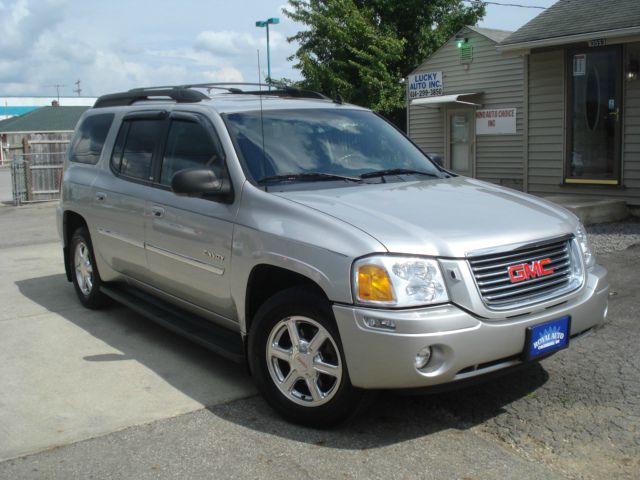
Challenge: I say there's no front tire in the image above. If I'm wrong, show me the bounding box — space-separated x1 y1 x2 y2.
249 287 363 427
70 226 108 309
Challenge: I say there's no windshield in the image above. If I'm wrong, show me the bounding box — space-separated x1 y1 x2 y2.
223 108 441 184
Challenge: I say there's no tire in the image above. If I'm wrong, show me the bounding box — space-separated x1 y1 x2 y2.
70 226 108 309
248 287 363 427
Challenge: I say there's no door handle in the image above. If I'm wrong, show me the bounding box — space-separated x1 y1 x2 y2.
151 206 165 218
95 192 106 201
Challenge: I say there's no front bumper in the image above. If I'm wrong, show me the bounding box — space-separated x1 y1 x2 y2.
334 264 609 389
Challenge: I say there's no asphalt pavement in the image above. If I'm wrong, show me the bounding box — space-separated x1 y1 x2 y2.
0 202 638 479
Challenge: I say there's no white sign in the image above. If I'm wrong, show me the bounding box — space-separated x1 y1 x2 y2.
475 108 517 135
408 71 443 99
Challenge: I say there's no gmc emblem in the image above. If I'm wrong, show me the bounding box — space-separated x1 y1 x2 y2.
508 258 554 283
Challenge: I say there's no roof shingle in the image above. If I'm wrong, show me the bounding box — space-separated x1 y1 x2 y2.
501 0 640 46
466 26 513 44
0 106 89 133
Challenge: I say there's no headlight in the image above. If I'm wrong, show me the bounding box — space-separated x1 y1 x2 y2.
353 255 449 307
575 223 595 268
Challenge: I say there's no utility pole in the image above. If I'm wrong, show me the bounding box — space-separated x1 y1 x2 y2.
73 79 82 96
46 84 65 103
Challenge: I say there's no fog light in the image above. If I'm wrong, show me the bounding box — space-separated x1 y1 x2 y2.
363 317 396 330
415 346 432 369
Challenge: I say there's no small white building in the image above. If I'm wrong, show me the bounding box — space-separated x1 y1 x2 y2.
407 26 526 191
408 0 640 209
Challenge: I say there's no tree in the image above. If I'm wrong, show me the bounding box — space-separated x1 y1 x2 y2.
285 0 485 129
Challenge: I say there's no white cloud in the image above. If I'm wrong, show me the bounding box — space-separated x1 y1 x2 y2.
194 29 286 57
0 0 67 58
0 0 301 96
202 67 244 83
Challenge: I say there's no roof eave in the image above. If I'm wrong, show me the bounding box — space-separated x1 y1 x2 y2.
498 25 640 53
0 129 75 135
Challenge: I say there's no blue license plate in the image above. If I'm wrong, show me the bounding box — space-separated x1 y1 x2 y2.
525 316 571 360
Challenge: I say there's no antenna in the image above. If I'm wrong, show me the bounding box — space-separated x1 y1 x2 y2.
73 79 82 96
257 49 262 88
257 49 267 187
46 84 65 102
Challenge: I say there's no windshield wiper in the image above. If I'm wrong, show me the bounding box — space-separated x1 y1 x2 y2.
359 168 441 179
257 172 362 185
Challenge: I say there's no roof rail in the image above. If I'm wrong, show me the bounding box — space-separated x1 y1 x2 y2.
93 82 330 108
94 87 208 108
182 82 330 100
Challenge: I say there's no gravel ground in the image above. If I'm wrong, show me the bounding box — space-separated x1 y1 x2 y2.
587 217 640 253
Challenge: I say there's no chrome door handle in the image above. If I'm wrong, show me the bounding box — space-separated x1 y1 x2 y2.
151 206 165 218
95 192 106 201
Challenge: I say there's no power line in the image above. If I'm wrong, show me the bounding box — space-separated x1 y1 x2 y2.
465 1 547 9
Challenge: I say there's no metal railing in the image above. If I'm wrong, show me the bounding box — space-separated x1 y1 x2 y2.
11 152 66 205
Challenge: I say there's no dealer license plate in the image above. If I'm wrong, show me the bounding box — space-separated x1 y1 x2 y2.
525 316 571 360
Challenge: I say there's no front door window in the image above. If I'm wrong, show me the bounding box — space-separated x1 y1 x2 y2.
567 46 622 184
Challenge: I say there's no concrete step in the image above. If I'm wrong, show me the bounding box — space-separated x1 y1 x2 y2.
543 195 629 225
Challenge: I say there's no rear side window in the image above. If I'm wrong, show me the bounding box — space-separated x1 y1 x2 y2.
111 119 164 181
160 119 225 186
69 114 114 164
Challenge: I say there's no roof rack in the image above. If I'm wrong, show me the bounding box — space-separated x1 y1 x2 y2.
94 87 208 108
183 82 330 100
93 82 330 108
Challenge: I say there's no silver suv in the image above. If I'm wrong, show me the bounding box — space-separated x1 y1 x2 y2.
58 84 609 426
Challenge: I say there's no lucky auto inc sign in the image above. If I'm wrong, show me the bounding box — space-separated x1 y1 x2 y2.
476 108 517 135
408 71 443 99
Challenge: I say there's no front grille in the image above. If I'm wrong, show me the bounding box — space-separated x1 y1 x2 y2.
468 237 575 309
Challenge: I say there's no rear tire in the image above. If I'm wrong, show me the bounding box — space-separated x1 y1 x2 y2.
249 287 363 427
70 227 108 309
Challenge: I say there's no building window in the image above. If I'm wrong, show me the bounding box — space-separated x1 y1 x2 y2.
565 46 622 185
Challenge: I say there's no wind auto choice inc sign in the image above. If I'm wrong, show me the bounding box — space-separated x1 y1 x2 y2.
475 108 517 135
408 71 443 98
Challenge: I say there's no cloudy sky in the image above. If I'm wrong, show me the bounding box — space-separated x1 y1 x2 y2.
0 0 556 97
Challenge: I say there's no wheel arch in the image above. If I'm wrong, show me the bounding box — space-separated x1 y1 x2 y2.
62 210 88 282
244 264 331 339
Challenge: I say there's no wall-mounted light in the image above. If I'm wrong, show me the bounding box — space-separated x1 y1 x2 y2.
455 36 469 49
455 35 472 67
627 58 639 81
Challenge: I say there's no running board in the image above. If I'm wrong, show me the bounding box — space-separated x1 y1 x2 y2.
100 284 245 364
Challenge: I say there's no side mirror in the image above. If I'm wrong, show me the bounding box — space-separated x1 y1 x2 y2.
428 153 444 167
171 168 232 200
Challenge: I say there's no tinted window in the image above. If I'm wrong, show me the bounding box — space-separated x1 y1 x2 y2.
69 114 114 164
224 109 440 182
112 119 164 181
160 119 225 186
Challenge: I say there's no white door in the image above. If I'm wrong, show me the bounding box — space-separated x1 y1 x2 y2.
446 109 475 177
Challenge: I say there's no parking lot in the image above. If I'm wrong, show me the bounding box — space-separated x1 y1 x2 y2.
0 202 638 479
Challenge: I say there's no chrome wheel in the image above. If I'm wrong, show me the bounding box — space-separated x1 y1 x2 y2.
266 316 343 407
74 241 93 296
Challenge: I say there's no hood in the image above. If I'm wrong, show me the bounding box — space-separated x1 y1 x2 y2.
274 177 578 258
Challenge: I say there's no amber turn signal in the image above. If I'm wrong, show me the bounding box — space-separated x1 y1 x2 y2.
357 264 395 302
